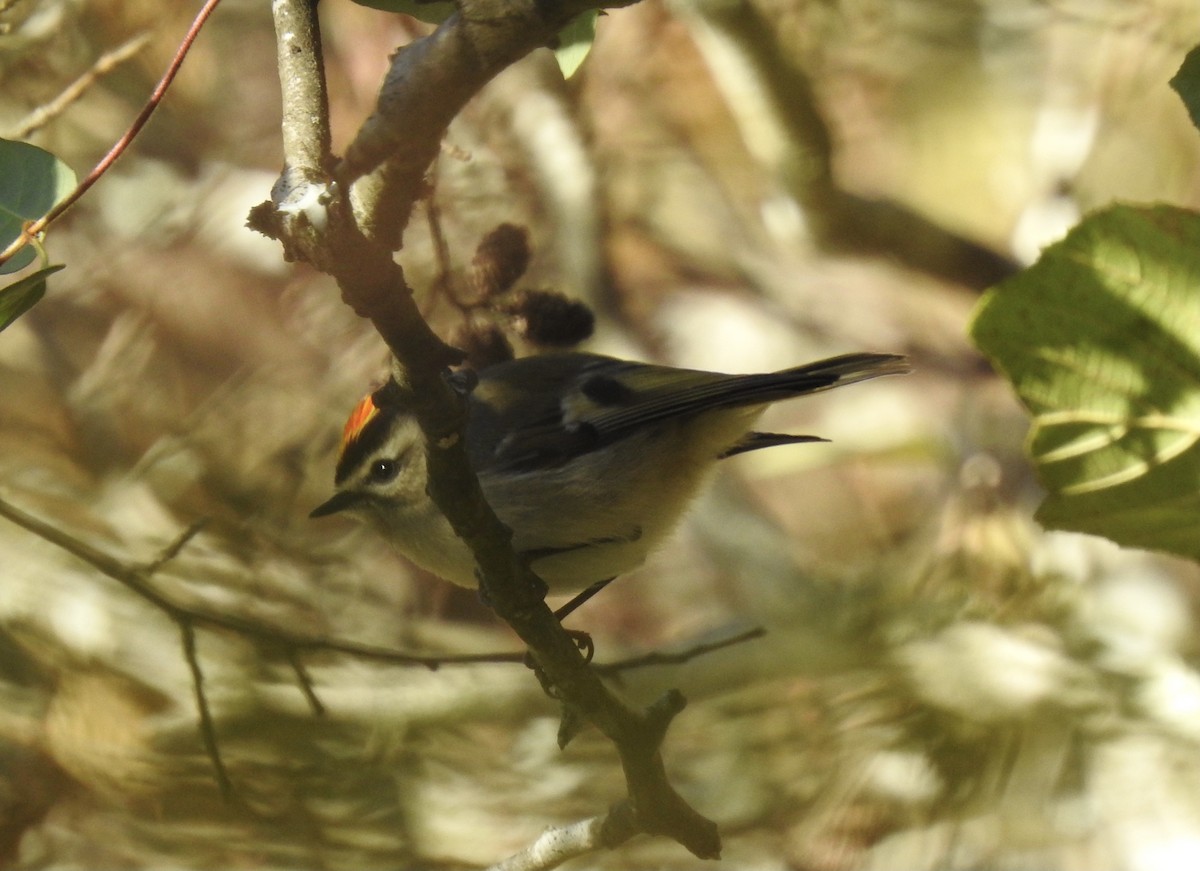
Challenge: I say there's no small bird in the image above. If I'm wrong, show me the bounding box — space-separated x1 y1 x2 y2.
311 351 908 594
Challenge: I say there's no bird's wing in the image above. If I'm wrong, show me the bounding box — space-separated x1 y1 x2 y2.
468 351 906 473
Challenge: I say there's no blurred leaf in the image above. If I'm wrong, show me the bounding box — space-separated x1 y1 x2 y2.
971 204 1200 560
554 12 596 79
0 138 76 274
350 0 454 23
1171 45 1200 131
0 264 63 332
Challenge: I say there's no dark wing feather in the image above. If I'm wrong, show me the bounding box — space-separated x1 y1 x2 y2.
469 352 908 473
466 353 613 472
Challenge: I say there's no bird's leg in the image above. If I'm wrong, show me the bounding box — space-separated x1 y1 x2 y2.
518 578 616 675
554 577 615 622
547 577 615 664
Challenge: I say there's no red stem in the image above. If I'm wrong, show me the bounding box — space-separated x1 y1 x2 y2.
0 0 225 266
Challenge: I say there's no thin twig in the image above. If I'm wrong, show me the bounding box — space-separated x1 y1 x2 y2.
423 183 460 307
180 621 233 799
287 649 325 716
0 491 529 799
0 0 225 268
0 492 759 677
143 517 208 575
1 486 766 822
0 493 524 669
596 626 766 677
7 32 154 140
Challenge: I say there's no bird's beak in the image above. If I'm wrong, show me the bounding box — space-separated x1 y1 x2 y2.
309 490 364 518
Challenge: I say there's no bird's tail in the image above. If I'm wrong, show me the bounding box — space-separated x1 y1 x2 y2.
775 352 911 393
709 352 910 408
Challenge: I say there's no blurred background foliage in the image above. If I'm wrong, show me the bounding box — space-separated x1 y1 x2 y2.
3 0 1200 868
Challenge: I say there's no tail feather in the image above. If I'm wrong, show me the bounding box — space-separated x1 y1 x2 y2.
771 352 911 396
699 352 911 409
574 352 908 437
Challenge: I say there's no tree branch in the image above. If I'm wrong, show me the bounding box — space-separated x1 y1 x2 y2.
256 0 722 859
272 0 331 182
594 626 766 678
179 621 233 798
336 0 636 250
3 441 774 864
0 493 534 669
485 806 640 871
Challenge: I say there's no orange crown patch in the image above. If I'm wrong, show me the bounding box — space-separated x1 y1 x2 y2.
341 394 379 453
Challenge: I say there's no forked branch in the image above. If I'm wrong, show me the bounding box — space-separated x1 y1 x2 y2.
256 0 721 859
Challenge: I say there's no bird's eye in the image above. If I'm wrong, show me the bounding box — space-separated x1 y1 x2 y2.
369 459 399 483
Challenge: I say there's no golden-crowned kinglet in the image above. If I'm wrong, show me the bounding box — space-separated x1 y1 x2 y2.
311 351 908 592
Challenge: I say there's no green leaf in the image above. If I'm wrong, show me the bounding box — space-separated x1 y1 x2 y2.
0 138 75 274
1170 45 1200 132
0 264 63 332
971 204 1200 560
554 12 597 80
349 0 454 24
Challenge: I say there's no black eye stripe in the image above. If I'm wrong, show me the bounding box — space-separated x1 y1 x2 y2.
335 406 400 485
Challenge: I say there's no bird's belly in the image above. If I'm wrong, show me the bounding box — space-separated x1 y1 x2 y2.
388 421 737 592
490 462 714 592
524 526 657 592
